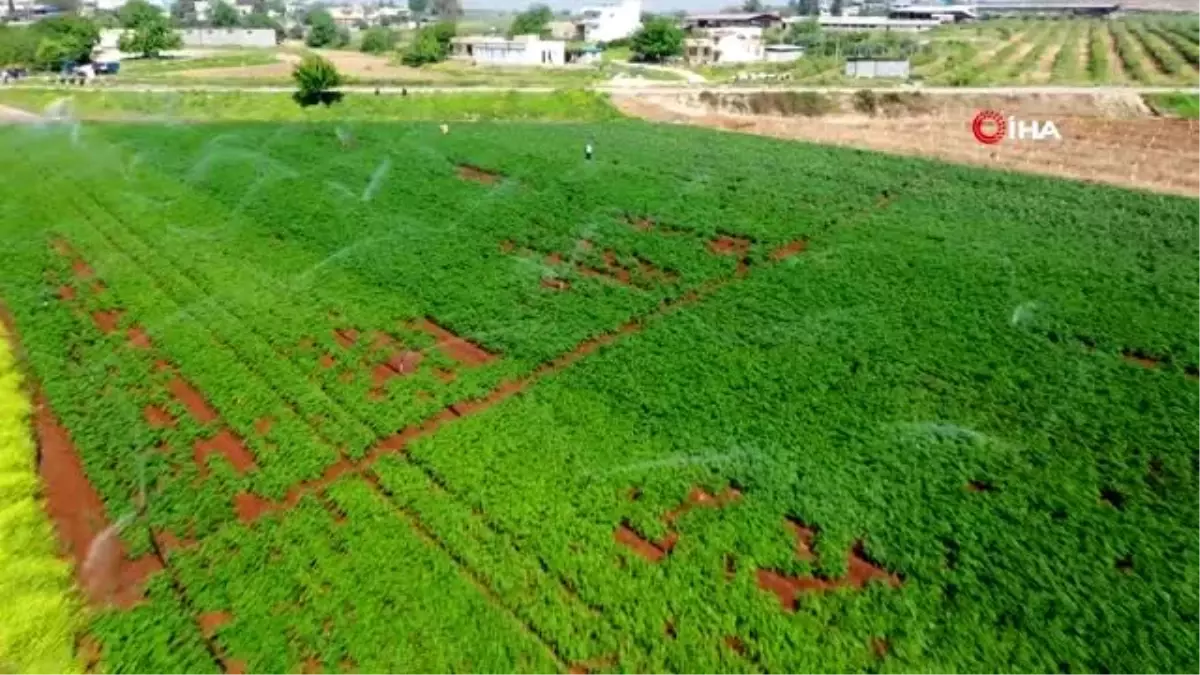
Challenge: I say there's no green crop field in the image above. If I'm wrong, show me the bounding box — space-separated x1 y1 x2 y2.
0 116 1197 674
915 16 1200 86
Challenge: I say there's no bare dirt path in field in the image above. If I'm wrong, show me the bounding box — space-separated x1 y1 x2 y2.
178 50 447 81
0 103 37 122
615 93 1199 197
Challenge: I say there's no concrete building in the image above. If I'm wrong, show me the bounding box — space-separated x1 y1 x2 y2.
798 15 941 32
577 0 642 43
975 1 1122 18
888 4 978 22
683 12 785 31
449 35 566 66
764 44 805 63
845 58 911 78
685 26 765 65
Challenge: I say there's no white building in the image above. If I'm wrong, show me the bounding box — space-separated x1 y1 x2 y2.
685 26 765 65
449 35 566 67
791 16 941 32
764 44 805 63
578 0 642 43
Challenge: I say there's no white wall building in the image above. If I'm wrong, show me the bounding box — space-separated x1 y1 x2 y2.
685 26 765 65
578 0 642 43
450 35 566 67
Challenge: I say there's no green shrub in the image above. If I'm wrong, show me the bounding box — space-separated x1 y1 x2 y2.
292 54 343 106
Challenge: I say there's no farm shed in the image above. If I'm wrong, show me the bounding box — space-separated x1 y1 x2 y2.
844 58 911 79
764 44 805 62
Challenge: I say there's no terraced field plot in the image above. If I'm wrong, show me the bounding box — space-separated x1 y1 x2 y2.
1 119 1197 673
914 16 1200 86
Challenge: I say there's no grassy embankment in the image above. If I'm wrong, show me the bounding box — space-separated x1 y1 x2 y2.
0 88 622 122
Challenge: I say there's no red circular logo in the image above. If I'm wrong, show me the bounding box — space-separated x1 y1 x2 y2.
972 110 1006 145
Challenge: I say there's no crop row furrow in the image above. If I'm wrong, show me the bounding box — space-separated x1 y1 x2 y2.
1109 21 1154 83
1148 24 1200 67
78 185 379 458
58 187 341 499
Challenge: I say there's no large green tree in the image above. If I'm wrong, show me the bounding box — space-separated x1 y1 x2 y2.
401 21 454 66
211 1 241 27
508 3 551 38
292 52 342 104
408 0 428 14
630 16 683 63
31 15 100 67
359 26 396 54
304 9 341 48
117 0 161 29
118 15 182 57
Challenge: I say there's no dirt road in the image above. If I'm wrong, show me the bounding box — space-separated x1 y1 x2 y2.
615 92 1199 197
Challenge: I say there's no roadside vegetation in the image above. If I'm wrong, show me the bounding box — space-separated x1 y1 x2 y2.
1144 92 1200 118
0 322 83 674
0 88 621 121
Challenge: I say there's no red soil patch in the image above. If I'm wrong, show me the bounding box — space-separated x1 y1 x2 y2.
198 611 232 637
154 359 172 373
579 239 594 251
127 326 152 350
91 309 123 334
602 251 633 284
568 654 617 674
541 277 571 291
434 368 456 383
457 164 501 185
499 240 515 253
194 430 257 475
616 483 742 562
302 656 323 674
234 491 275 523
449 379 527 417
871 637 890 658
770 239 809 260
708 236 751 256
1122 349 1162 369
90 281 106 295
387 350 423 375
167 377 218 424
153 529 198 554
663 484 742 526
334 328 359 349
724 635 747 656
225 660 248 675
34 394 160 607
546 252 563 265
318 353 336 369
413 318 496 366
756 520 900 611
72 259 95 279
51 238 74 257
371 364 396 388
254 417 274 436
57 284 76 301
339 371 355 384
369 331 394 352
614 523 667 562
143 405 176 428
628 215 655 232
